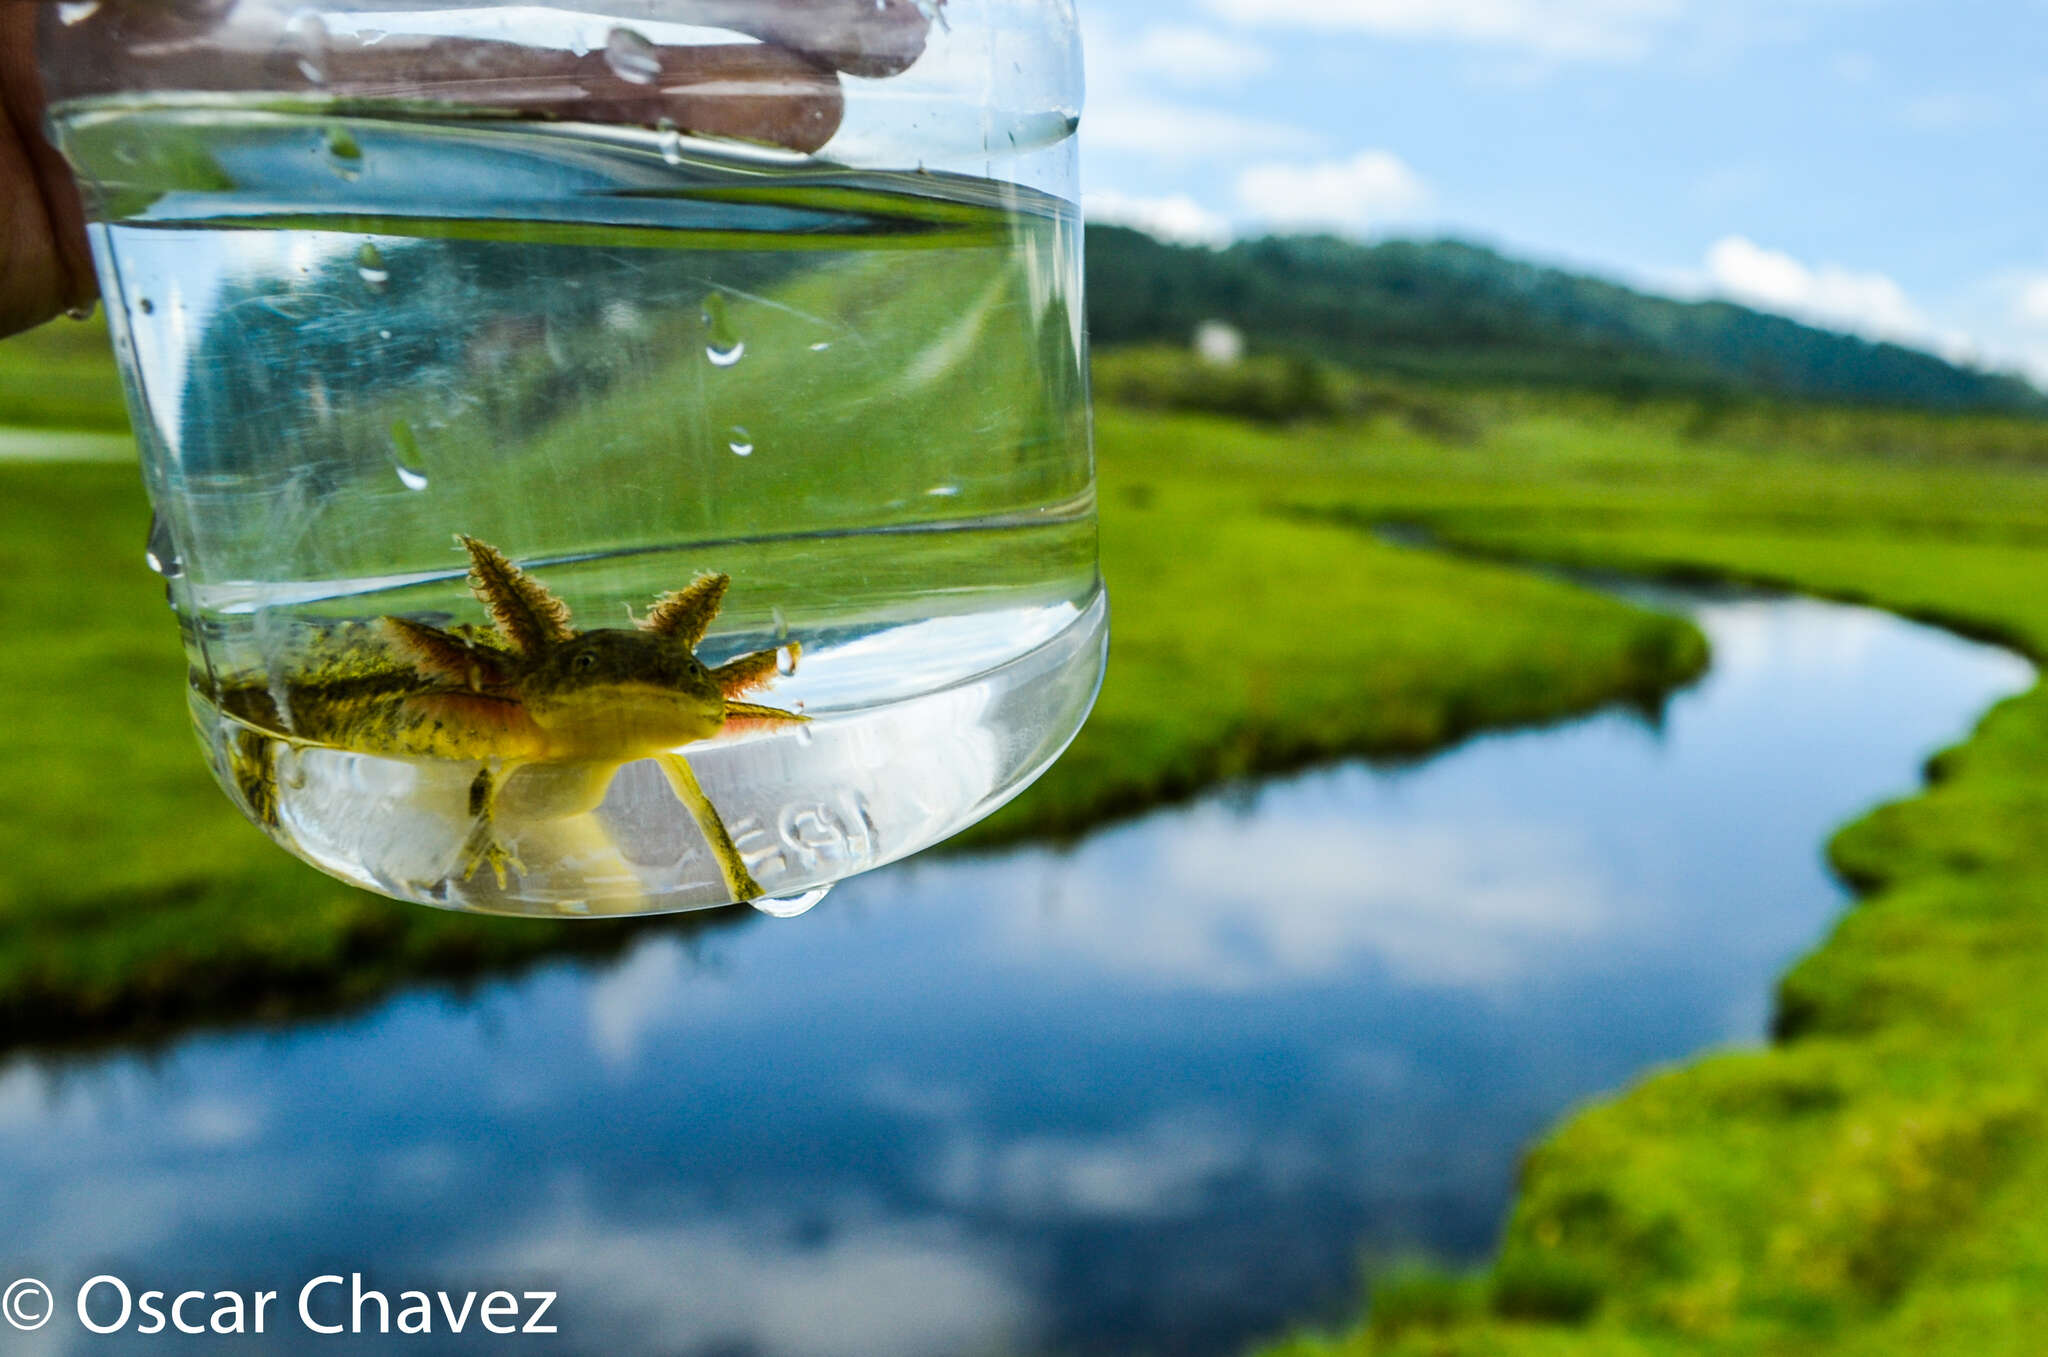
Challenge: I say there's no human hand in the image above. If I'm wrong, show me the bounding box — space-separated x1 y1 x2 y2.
0 0 938 338
1 3 95 339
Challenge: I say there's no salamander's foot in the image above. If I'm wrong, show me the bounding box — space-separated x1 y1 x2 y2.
656 753 764 903
458 826 525 889
457 765 524 889
228 729 280 828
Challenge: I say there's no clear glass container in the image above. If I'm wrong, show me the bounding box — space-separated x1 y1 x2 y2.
38 0 1101 918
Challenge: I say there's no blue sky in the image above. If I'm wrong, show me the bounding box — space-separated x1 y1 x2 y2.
1074 0 2048 381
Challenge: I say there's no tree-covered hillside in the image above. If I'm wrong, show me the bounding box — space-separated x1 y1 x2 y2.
1086 226 2048 415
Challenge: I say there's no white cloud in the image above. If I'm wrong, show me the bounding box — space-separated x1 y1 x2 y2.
1081 17 1313 159
929 1113 1254 1219
173 1096 265 1148
1703 235 1974 360
1235 150 1432 235
1901 91 2007 130
489 1210 1035 1357
993 809 1612 994
1084 190 1233 246
1126 24 1273 88
2012 274 2048 328
1085 96 1317 158
1829 49 1878 84
1200 0 1681 61
585 933 693 1069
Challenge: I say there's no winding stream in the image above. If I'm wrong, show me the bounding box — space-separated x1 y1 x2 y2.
0 587 2032 1356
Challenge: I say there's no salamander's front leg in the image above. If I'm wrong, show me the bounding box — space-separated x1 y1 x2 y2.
656 753 763 903
458 764 525 888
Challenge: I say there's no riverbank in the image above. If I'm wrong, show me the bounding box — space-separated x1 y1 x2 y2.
1237 397 2048 1355
0 402 1706 1045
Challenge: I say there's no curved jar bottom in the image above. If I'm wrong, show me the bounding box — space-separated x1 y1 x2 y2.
192 588 1107 917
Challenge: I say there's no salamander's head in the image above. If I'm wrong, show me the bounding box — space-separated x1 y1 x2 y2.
519 629 724 759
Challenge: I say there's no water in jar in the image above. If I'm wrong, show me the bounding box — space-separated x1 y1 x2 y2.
51 100 1104 917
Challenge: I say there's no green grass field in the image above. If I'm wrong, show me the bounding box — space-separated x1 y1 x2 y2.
0 317 1704 1043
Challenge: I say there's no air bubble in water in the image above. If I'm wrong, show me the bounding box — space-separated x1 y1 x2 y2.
728 427 754 457
809 341 832 352
356 26 388 44
605 27 662 84
775 644 797 676
285 9 330 83
702 293 744 367
144 513 183 578
751 885 831 919
389 420 428 489
56 0 101 25
137 298 155 315
656 119 684 165
324 126 363 178
356 242 389 288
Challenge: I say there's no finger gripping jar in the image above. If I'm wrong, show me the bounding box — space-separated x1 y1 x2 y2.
39 0 1102 918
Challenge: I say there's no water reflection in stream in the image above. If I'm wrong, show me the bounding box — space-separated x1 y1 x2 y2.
0 590 2033 1356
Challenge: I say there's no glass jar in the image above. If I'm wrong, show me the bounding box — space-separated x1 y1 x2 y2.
38 0 1101 918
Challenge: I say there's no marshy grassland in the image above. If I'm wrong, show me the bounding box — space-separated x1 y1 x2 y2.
1229 388 2048 1356
8 321 2048 1355
0 323 1705 1042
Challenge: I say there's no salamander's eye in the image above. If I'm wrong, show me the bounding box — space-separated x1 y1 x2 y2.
572 651 598 672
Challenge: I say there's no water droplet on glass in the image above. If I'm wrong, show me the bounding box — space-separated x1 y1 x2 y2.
144 513 183 578
56 0 101 25
285 9 330 83
752 885 831 919
388 419 427 489
701 293 744 367
137 298 155 315
656 118 684 165
604 26 662 84
356 241 389 289
728 427 754 457
324 125 362 178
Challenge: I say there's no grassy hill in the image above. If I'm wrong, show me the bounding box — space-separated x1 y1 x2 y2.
14 226 2046 438
1086 226 2048 415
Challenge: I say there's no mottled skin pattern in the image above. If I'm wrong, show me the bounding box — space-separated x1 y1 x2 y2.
219 536 804 903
